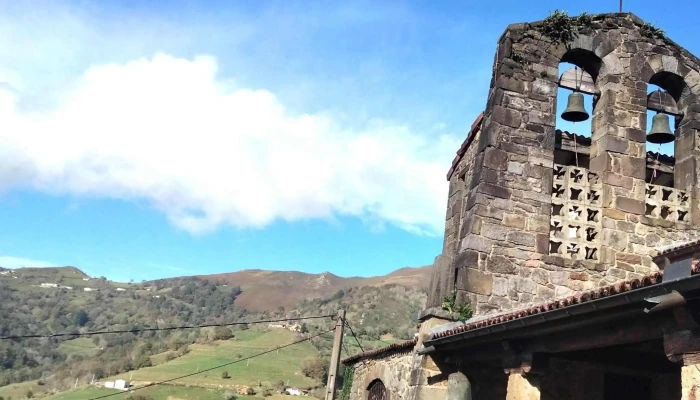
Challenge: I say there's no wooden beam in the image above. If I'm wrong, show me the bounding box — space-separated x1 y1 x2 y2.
553 347 679 374
559 67 596 95
525 314 670 354
647 90 680 116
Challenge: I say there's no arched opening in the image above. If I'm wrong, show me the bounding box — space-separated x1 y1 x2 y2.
643 71 691 223
554 52 600 169
645 83 677 187
550 49 603 261
367 379 388 400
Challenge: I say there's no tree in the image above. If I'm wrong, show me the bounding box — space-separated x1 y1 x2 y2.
273 380 285 392
300 357 329 382
300 323 308 334
221 371 230 379
73 310 89 327
25 391 32 399
213 327 234 341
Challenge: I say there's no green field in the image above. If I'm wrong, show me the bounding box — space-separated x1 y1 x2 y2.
59 338 101 358
110 330 318 389
46 384 267 400
0 380 42 400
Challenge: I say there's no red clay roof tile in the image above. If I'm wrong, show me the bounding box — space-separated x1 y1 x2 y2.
341 338 417 365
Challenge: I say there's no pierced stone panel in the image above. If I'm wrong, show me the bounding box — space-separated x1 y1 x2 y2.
645 183 690 223
549 164 602 261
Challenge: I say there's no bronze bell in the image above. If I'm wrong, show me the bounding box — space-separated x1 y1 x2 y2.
561 92 590 123
647 112 675 144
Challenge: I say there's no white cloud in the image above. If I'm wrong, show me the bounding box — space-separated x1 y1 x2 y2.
0 53 459 235
0 255 58 269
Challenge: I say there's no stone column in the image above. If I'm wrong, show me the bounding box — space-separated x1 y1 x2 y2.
506 373 540 400
446 372 472 400
673 87 700 226
682 361 700 400
588 58 649 274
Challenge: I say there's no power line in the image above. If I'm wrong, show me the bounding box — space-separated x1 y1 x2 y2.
343 320 366 354
0 315 334 340
89 328 335 400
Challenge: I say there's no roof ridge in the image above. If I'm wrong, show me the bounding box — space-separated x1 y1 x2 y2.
341 338 417 364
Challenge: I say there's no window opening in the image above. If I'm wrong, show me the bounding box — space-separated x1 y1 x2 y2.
556 63 594 167
368 380 388 400
646 84 677 188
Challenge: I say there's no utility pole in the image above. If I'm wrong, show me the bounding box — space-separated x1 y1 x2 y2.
325 310 345 400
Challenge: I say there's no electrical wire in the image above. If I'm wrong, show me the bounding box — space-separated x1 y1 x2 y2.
342 320 366 354
88 328 335 400
0 315 335 340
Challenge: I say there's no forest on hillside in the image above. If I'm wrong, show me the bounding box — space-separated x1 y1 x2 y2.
0 269 426 392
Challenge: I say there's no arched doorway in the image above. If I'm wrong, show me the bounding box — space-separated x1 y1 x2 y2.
367 379 388 400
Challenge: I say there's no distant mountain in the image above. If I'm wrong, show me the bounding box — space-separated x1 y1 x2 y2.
197 265 432 311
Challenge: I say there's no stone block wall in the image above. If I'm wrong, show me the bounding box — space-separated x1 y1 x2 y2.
424 12 700 317
348 353 418 400
427 117 483 309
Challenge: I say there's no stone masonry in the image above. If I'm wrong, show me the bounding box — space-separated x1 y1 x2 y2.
425 12 700 317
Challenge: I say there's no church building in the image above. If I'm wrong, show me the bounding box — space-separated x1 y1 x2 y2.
342 12 700 400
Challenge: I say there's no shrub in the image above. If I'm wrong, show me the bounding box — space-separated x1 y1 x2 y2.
221 371 230 379
213 326 234 341
300 357 329 382
222 391 236 400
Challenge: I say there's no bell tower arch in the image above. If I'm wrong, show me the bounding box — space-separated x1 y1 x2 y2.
423 12 700 320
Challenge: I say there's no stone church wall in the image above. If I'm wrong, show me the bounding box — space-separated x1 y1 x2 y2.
425 12 700 316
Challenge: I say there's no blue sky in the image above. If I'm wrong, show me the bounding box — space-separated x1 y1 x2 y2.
0 0 697 282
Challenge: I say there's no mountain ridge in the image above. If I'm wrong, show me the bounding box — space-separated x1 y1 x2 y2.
196 264 432 311
1 264 433 312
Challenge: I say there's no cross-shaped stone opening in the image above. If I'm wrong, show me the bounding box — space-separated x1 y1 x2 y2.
549 240 562 254
570 188 582 201
662 188 673 202
585 227 598 242
587 208 599 222
660 205 671 220
584 247 598 260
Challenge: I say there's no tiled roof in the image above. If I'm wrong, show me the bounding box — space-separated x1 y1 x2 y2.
341 338 417 365
556 129 591 145
446 113 484 180
655 239 700 258
430 263 700 341
555 130 674 163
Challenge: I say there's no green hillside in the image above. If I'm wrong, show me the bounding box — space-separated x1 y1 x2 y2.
114 330 318 388
0 266 426 399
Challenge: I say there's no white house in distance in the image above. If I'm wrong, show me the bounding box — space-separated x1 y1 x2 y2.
40 283 58 288
84 288 96 292
285 388 302 396
104 380 130 391
114 380 130 390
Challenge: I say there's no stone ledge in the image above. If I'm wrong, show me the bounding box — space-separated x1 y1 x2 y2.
418 307 459 322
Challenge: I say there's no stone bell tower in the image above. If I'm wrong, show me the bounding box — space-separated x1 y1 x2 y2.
423 12 700 319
